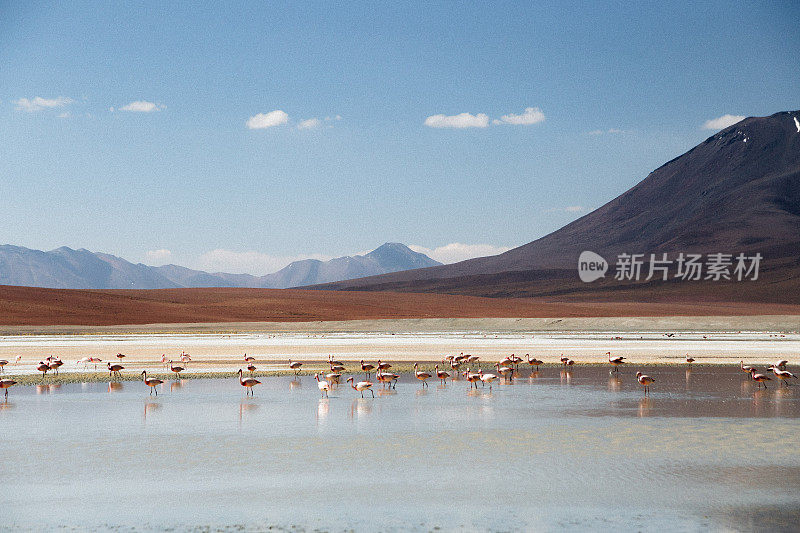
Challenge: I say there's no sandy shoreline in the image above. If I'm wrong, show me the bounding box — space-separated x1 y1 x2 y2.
2 315 800 335
1 316 798 375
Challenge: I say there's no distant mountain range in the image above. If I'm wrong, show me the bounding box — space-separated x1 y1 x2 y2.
0 242 441 289
316 110 800 303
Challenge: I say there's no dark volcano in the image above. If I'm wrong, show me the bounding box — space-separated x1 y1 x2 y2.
315 111 800 303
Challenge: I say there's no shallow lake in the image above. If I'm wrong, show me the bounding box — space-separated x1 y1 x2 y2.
2 365 799 531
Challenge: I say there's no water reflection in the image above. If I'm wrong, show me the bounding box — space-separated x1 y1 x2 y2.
376 388 397 397
608 375 622 392
143 402 160 422
238 401 258 426
415 388 428 397
350 398 372 419
108 382 123 393
170 380 183 392
289 379 301 390
638 397 653 417
560 370 573 385
316 398 329 423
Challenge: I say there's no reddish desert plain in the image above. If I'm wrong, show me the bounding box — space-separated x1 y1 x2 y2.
3 285 800 327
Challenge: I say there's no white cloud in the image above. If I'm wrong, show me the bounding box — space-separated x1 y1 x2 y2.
14 96 73 112
145 249 173 264
588 128 626 135
545 205 585 213
702 114 745 130
57 112 70 119
246 110 289 130
424 112 490 129
120 101 165 112
499 107 545 125
297 118 321 130
195 249 332 275
324 115 342 121
409 243 512 264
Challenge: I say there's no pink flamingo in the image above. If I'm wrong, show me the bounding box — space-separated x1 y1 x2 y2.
414 363 432 388
141 371 164 396
0 379 17 399
346 376 374 398
750 368 771 389
636 371 655 395
238 369 261 396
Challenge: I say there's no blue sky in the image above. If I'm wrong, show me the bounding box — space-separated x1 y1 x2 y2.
2 1 798 274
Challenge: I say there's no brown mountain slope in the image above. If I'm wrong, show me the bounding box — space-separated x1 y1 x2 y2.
315 110 800 300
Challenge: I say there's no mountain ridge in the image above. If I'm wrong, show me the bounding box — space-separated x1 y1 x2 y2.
0 242 441 290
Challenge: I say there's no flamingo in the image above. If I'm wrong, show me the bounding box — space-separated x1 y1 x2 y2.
107 362 124 379
769 365 797 387
376 370 398 389
740 360 756 374
499 356 513 367
161 354 168 368
49 358 64 375
116 353 126 362
465 368 481 389
479 369 498 391
328 355 345 367
180 353 192 366
414 363 431 388
449 358 462 372
526 354 543 371
288 360 303 376
377 360 392 371
750 368 771 389
37 361 50 379
87 357 102 370
1 379 17 399
0 360 7 373
315 373 330 398
495 362 513 381
435 365 450 384
774 360 789 370
609 352 625 372
466 355 480 368
636 371 655 395
238 369 261 396
509 354 522 371
685 355 695 366
247 363 257 375
14 355 22 364
360 360 376 378
325 372 342 386
169 361 184 379
564 358 575 368
77 357 90 369
141 371 164 395
244 354 255 363
346 376 375 398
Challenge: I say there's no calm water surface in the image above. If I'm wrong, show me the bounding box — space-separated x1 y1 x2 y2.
2 366 799 532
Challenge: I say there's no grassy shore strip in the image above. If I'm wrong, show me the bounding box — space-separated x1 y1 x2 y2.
3 362 727 386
